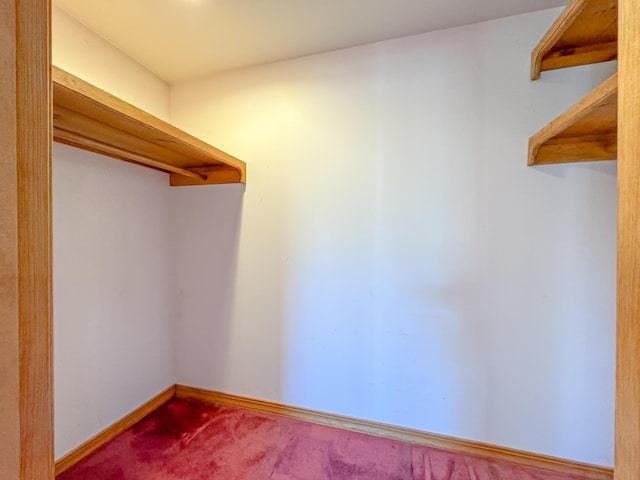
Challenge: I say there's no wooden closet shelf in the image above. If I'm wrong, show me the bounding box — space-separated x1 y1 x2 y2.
531 0 617 80
53 66 246 186
528 73 617 165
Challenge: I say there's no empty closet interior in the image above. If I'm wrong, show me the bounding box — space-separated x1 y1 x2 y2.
51 0 627 478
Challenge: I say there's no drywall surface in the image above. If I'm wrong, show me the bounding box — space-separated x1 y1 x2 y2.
52 5 170 120
52 6 175 459
53 144 174 459
170 8 617 466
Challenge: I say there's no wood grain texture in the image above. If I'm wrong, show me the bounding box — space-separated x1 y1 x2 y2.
176 385 613 480
58 130 206 180
531 0 618 80
615 1 640 478
540 41 618 72
53 66 246 184
55 385 176 476
0 0 21 476
170 165 244 186
17 1 53 477
0 0 53 478
528 73 617 165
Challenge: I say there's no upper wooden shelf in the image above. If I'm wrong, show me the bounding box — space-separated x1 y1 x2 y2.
529 73 617 165
531 0 617 80
53 66 246 186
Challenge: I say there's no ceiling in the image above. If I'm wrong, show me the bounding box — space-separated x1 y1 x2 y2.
54 0 566 84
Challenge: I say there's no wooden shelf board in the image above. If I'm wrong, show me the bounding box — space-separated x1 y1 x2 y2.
53 66 246 185
529 73 617 165
531 0 617 80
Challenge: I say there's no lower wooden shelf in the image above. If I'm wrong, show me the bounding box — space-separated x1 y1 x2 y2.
528 73 617 166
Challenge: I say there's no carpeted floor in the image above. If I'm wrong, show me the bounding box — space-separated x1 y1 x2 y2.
57 398 591 480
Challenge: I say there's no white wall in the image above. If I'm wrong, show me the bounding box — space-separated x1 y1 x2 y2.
53 146 174 458
53 5 170 120
52 6 174 458
170 8 617 466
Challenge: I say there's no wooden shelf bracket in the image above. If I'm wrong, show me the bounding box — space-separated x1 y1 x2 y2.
528 73 618 165
531 0 618 80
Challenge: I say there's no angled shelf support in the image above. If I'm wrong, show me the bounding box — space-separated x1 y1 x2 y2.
53 66 246 186
531 0 617 80
528 73 617 165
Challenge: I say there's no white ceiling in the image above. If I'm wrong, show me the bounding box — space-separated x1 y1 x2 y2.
54 0 566 84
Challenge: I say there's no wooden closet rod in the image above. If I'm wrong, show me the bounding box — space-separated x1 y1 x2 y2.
55 130 208 180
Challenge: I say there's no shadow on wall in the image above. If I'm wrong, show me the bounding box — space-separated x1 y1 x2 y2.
169 184 263 394
53 143 178 458
269 40 489 438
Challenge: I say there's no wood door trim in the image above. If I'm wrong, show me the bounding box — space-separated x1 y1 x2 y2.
615 0 640 478
0 0 53 477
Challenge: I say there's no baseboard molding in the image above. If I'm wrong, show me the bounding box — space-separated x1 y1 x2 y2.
176 385 613 480
54 383 613 480
54 385 176 476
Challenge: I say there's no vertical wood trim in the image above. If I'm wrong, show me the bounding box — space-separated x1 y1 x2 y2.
0 0 21 476
0 0 52 478
17 0 53 477
616 0 640 478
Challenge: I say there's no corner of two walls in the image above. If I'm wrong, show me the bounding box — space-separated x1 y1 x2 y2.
52 5 176 459
52 6 170 120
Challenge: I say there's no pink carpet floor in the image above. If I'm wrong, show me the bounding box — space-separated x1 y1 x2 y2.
57 398 593 480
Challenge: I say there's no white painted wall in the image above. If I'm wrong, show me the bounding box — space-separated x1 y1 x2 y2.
53 5 170 120
170 8 617 466
52 6 174 458
53 146 174 458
